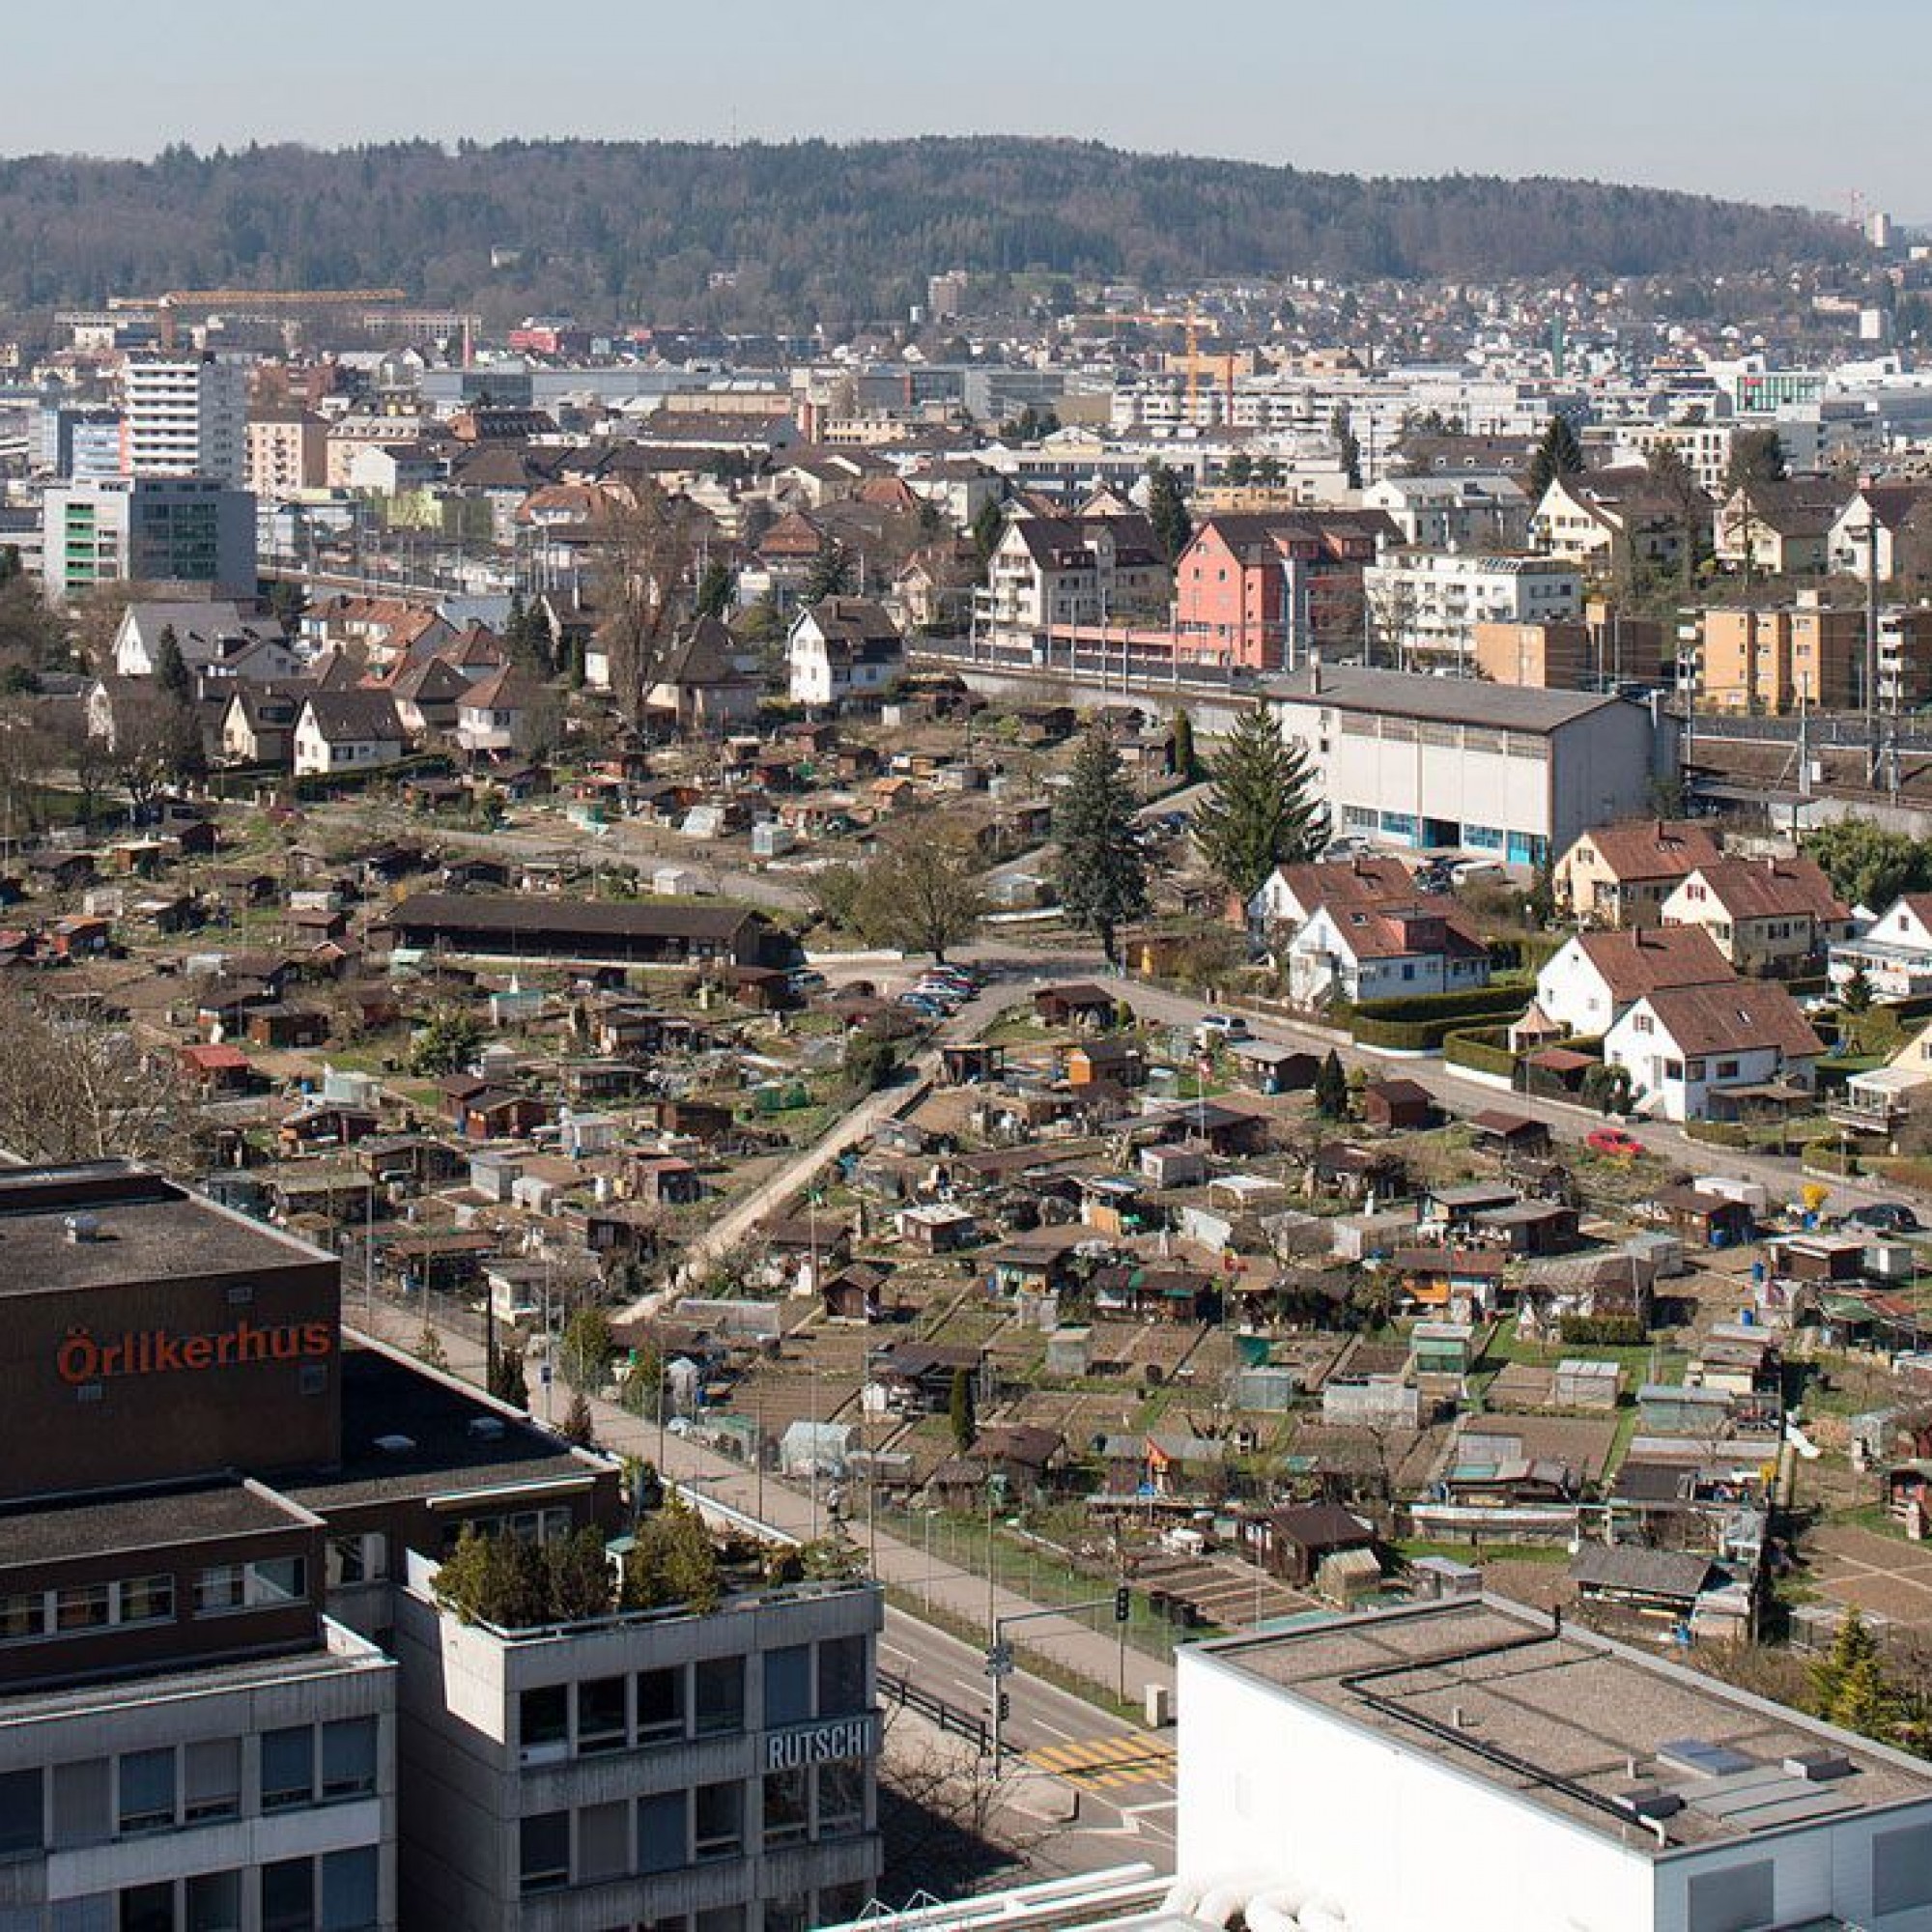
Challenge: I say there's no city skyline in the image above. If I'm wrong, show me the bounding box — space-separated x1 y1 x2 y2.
5 0 1927 219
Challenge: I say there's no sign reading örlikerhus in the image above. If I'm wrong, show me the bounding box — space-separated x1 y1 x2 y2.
0 1161 341 1499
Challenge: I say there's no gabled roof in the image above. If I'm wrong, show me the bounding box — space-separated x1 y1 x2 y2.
798 597 902 646
1265 854 1414 915
1566 925 1736 1002
1317 900 1489 962
1675 856 1849 924
299 691 406 743
459 665 543 712
1633 981 1824 1061
1575 818 1723 885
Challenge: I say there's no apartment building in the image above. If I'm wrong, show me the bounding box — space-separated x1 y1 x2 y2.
246 411 329 497
1359 551 1581 672
979 512 1168 644
41 477 257 603
123 355 249 488
1687 599 1932 713
1471 619 1592 690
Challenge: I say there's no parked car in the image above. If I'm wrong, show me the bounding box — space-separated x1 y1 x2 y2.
1195 1012 1252 1045
787 968 828 992
1846 1201 1922 1235
1450 859 1507 887
1585 1125 1645 1159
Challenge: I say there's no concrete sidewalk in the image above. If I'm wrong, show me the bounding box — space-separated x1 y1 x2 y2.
353 1291 1176 1711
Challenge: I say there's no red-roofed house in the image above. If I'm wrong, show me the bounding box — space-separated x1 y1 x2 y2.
1661 856 1854 974
1553 818 1724 927
1287 900 1492 1006
1533 924 1738 1036
1605 981 1825 1121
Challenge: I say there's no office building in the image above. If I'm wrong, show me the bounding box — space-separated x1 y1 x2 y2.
41 477 257 602
1264 666 1676 867
1178 1595 1932 1932
32 404 124 481
0 1159 884 1931
123 355 249 488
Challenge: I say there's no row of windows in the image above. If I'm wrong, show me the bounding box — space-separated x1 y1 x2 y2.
0 1574 175 1645
517 1637 867 1764
0 1719 377 1860
48 1846 379 1932
520 1763 867 1894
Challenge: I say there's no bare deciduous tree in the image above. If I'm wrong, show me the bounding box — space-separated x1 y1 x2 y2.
0 983 205 1171
591 485 705 731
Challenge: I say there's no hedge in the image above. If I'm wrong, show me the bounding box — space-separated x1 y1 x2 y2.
1350 985 1533 1025
1443 1026 1516 1078
1803 1140 1861 1176
1557 1315 1646 1347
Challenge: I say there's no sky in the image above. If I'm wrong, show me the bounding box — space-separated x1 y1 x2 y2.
4 0 1925 216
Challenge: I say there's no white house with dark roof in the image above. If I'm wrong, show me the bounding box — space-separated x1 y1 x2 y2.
786 598 905 707
1830 894 1932 1002
1287 899 1491 1007
1605 980 1824 1121
294 692 408 777
1533 924 1737 1037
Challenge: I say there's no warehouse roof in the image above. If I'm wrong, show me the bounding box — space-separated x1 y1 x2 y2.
1266 665 1628 733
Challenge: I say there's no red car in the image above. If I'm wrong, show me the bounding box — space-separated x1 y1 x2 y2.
1586 1125 1645 1158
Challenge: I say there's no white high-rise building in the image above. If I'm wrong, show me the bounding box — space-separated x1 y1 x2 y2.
122 353 249 487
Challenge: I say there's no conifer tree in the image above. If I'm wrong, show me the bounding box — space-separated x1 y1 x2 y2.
1053 726 1148 964
1191 706 1331 902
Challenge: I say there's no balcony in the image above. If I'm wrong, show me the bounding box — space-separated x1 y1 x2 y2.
1828 1066 1931 1135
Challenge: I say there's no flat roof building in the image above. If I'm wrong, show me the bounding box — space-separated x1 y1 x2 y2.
1178 1595 1932 1932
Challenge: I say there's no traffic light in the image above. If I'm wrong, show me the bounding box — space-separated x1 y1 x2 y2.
997 1692 1010 1722
1115 1585 1131 1623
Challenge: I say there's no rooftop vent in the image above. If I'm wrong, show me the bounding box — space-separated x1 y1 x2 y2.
63 1213 101 1244
1613 1785 1686 1822
1783 1750 1856 1783
372 1434 416 1455
1657 1739 1757 1780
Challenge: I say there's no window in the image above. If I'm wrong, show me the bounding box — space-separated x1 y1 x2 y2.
259 1858 315 1932
52 1759 109 1848
55 1583 111 1634
1874 1823 1932 1915
193 1567 244 1616
519 1687 570 1765
0 1768 42 1860
637 1665 685 1742
818 1759 866 1837
0 1593 44 1643
520 1811 570 1893
246 1558 306 1606
185 1871 242 1932
1686 1861 1773 1932
260 1727 314 1811
817 1636 867 1718
117 1750 176 1835
694 1782 742 1860
578 1800 630 1883
638 1791 686 1874
319 1849 377 1932
693 1656 743 1736
578 1677 627 1754
118 1576 174 1627
320 1719 377 1802
764 1645 812 1728
764 1768 810 1847
183 1740 240 1824
119 1885 173 1932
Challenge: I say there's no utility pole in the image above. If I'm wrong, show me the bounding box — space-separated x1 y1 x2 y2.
1865 513 1882 788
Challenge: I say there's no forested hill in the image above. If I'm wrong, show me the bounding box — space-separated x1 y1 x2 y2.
0 136 1857 327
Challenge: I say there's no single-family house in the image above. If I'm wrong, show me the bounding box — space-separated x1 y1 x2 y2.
1831 894 1932 1002
293 692 407 777
1605 980 1825 1122
1532 924 1737 1037
1245 855 1414 936
787 598 905 708
1553 818 1724 928
455 664 544 757
1287 900 1491 1007
1660 856 1853 974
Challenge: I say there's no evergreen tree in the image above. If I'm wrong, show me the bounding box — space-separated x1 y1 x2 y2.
1835 1651 1897 1743
1330 405 1363 491
695 558 735 620
489 1341 530 1410
1053 726 1148 964
949 1365 978 1455
1526 415 1586 500
1171 707 1197 779
155 625 192 704
803 540 858 605
560 1388 596 1447
1314 1049 1350 1119
1191 706 1331 902
1146 464 1192 564
971 496 1007 574
1812 1605 1881 1715
545 1524 614 1620
1842 964 1874 1014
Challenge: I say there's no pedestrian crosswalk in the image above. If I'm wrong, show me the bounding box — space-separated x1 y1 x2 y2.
1024 1730 1177 1791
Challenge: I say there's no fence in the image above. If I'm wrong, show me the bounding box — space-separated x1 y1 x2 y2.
877 1668 990 1755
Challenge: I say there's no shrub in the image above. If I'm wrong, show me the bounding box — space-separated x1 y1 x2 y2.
1443 1027 1516 1078
1557 1315 1646 1347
